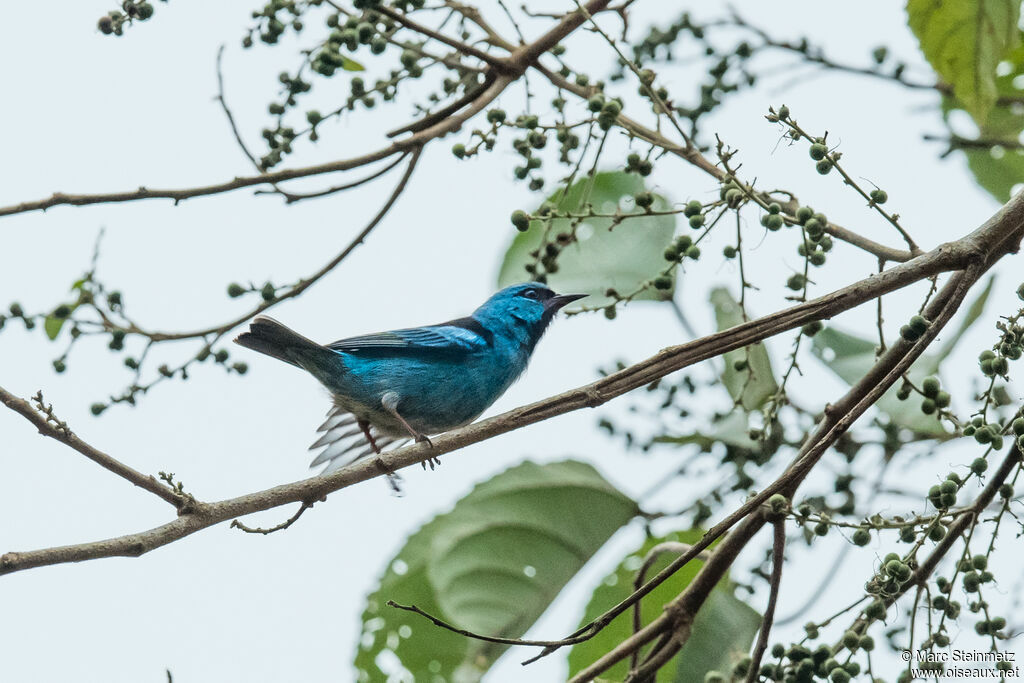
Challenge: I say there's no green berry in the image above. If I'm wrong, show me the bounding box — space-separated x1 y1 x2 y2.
808 143 827 160
683 200 703 217
852 528 870 546
686 245 701 260
795 206 814 223
511 210 530 232
634 192 654 208
653 275 673 290
921 376 940 397
600 100 622 117
90 403 106 416
723 245 737 258
816 159 833 175
786 274 806 291
688 214 705 229
765 214 784 231
870 189 888 204
971 457 988 475
865 600 886 619
830 667 851 683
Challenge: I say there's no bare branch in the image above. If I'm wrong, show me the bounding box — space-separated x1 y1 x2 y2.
745 520 786 683
0 387 187 510
231 501 315 535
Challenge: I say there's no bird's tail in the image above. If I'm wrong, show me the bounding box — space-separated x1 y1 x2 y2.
233 316 326 368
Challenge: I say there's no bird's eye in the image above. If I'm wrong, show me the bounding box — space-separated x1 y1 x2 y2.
521 289 540 300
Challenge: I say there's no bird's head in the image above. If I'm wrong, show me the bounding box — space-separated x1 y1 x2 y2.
472 283 586 350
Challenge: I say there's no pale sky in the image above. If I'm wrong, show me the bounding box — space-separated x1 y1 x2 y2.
0 2 1017 682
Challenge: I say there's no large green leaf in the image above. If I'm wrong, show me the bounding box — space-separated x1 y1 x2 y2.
963 144 1024 203
567 531 761 682
943 39 1024 202
710 287 778 410
354 460 638 682
497 171 677 308
907 0 1020 123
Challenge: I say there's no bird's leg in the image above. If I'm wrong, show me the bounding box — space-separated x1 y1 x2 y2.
381 392 440 470
359 418 401 487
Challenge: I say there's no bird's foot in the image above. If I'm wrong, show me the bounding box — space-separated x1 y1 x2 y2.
420 455 442 471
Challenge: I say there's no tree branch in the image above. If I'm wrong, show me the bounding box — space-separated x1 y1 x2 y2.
745 520 786 683
570 261 982 682
0 388 187 510
4 187 1017 577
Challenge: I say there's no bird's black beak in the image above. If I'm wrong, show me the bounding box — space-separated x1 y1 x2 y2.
545 292 588 311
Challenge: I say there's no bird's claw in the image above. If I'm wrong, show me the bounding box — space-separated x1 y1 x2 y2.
420 455 442 471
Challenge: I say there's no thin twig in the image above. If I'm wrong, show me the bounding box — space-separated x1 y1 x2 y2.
385 601 573 647
230 501 314 535
745 520 786 683
629 541 711 672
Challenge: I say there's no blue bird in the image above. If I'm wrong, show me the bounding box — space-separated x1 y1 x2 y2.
233 283 585 478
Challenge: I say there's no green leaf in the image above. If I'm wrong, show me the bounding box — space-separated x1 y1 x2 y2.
497 171 677 308
653 410 758 451
354 460 638 682
710 287 778 410
907 0 1020 123
962 144 1024 202
43 315 65 341
341 57 365 71
567 531 760 682
944 39 1024 202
